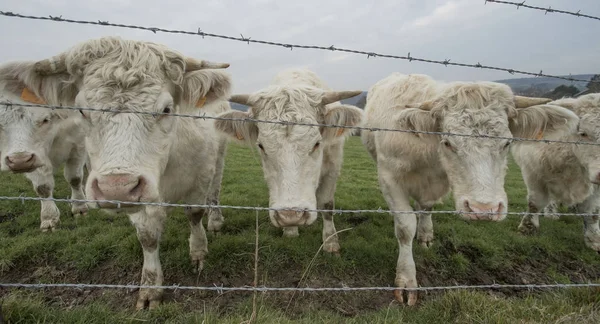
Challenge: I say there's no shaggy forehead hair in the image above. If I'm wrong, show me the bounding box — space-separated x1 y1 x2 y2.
62 37 186 92
248 85 327 122
433 81 514 115
247 85 328 138
552 93 600 114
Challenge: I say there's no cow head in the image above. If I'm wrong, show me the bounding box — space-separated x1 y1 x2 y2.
551 94 600 184
0 62 79 173
399 81 576 221
215 86 363 228
24 37 231 210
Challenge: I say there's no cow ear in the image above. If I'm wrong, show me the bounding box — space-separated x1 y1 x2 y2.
395 107 440 142
321 104 364 141
0 61 77 107
214 110 258 144
181 69 232 113
509 104 579 140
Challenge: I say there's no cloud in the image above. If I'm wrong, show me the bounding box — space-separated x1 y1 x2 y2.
410 1 461 29
0 0 597 93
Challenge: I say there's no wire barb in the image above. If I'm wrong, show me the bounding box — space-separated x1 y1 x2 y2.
0 10 597 84
485 0 600 22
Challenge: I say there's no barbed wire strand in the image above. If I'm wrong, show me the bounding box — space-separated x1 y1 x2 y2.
3 101 600 147
0 10 597 84
1 282 599 292
0 195 597 218
485 0 600 22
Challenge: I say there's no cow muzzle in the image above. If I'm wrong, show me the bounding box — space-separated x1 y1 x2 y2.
462 200 506 221
90 173 146 208
272 208 313 227
5 152 39 173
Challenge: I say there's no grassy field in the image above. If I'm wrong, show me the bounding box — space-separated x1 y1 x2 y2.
1 136 599 323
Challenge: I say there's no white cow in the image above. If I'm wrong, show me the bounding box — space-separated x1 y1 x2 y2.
361 72 577 305
19 36 232 309
0 62 88 231
214 68 363 253
512 94 600 251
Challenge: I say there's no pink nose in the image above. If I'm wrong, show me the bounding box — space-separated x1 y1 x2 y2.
6 152 37 172
91 174 145 206
275 208 309 227
463 201 505 221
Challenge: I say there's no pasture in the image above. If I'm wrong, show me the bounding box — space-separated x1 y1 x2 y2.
1 136 599 323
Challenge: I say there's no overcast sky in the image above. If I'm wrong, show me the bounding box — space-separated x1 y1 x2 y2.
1 0 598 93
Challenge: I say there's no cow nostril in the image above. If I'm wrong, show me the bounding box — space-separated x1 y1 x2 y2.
130 176 145 196
26 154 35 162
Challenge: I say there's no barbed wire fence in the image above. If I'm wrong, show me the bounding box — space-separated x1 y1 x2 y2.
0 10 599 85
1 3 600 306
485 0 600 22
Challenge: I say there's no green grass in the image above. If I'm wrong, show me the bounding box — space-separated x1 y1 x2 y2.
1 136 600 323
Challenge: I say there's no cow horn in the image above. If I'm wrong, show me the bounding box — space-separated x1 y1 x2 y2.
321 91 363 106
185 57 230 72
33 53 68 75
405 101 434 111
513 96 552 108
229 94 252 106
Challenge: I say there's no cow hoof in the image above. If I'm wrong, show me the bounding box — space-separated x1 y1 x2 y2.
394 275 418 306
40 219 59 232
417 233 434 248
71 204 89 217
190 254 206 273
518 222 538 235
207 216 224 234
208 229 222 237
323 241 340 255
393 285 418 306
135 295 161 310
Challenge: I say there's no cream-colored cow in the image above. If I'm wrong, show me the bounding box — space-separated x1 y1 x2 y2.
216 68 363 253
361 72 576 305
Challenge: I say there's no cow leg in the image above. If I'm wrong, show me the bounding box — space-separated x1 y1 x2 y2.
574 194 600 252
184 206 209 273
379 168 418 306
518 191 549 235
317 175 341 254
414 202 434 248
543 200 560 220
25 167 60 232
129 207 166 310
63 148 88 217
207 139 227 235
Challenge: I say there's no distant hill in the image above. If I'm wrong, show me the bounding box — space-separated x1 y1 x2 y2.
230 102 248 111
493 74 595 95
227 74 598 110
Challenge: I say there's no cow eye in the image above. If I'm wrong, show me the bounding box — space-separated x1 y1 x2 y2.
42 118 49 124
441 139 452 149
579 131 588 138
258 143 265 152
162 107 171 114
503 141 511 149
312 142 321 153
